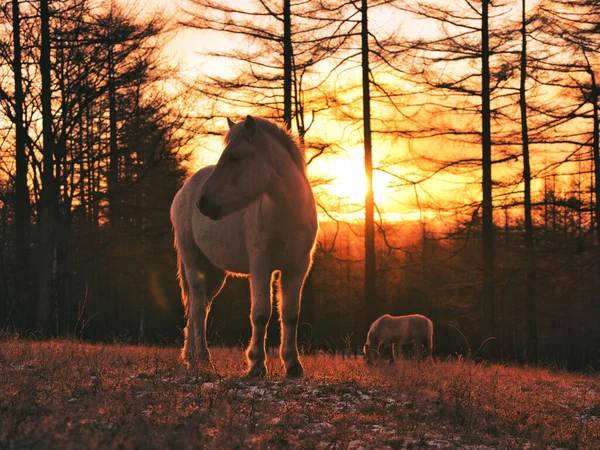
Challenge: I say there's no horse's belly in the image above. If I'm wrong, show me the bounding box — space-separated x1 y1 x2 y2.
193 211 250 274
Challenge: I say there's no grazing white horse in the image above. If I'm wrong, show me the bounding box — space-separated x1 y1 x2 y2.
363 314 434 364
170 116 318 378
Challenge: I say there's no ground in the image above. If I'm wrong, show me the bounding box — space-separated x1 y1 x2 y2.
0 339 598 449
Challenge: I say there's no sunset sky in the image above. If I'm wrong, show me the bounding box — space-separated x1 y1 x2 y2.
140 0 580 223
150 0 447 220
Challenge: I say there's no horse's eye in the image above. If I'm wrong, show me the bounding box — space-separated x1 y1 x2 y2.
229 154 244 162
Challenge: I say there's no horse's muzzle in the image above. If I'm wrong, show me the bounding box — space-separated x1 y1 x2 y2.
197 195 222 220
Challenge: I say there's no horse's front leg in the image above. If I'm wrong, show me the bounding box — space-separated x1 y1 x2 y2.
382 341 394 363
182 318 196 364
246 266 272 378
279 265 309 378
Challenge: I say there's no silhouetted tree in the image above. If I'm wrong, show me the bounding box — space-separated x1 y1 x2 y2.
179 0 346 159
360 0 377 328
36 0 57 334
537 1 600 243
519 0 538 362
391 0 516 350
11 0 31 325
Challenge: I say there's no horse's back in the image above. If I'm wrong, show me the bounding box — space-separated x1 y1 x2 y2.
171 166 215 240
375 314 431 340
407 315 431 338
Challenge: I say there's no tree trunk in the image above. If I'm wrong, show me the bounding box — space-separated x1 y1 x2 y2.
36 0 57 335
107 45 119 226
283 0 292 130
481 0 496 349
106 31 122 330
591 73 600 245
362 0 377 330
12 0 31 326
520 0 537 363
294 91 315 346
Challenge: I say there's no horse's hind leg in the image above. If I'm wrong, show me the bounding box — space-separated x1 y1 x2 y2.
279 265 309 378
426 332 434 364
414 338 423 360
185 268 211 363
184 254 226 366
177 256 196 364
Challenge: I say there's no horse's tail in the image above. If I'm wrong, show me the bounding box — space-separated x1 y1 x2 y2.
174 237 190 317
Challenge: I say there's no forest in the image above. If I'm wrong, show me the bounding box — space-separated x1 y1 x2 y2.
0 0 599 370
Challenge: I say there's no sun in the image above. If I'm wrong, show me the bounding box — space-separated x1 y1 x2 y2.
322 157 390 207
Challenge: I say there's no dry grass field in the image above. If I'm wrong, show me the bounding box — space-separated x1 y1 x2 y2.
1 337 599 449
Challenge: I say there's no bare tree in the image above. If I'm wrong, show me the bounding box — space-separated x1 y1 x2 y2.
525 2 600 244
36 0 56 334
179 0 347 156
360 0 376 325
11 0 31 324
480 0 495 343
390 0 516 349
283 0 292 128
519 0 537 362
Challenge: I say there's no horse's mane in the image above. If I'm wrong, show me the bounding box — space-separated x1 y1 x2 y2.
227 117 305 173
257 118 305 171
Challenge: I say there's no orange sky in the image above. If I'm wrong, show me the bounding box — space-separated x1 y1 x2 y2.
144 0 569 224
154 1 440 220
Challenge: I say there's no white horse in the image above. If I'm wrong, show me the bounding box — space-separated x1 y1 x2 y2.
170 116 318 378
363 314 434 364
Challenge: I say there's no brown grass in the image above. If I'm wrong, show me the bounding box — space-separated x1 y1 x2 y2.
0 338 598 449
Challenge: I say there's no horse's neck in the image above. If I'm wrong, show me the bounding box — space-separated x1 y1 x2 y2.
268 161 315 228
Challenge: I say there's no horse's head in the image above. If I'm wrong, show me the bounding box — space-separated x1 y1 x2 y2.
363 343 379 365
198 116 272 220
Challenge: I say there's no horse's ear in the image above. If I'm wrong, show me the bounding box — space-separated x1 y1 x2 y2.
227 118 235 129
245 115 256 141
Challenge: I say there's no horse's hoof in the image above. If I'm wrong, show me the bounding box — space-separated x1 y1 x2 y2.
182 352 211 370
198 352 211 362
285 360 304 378
247 364 267 378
